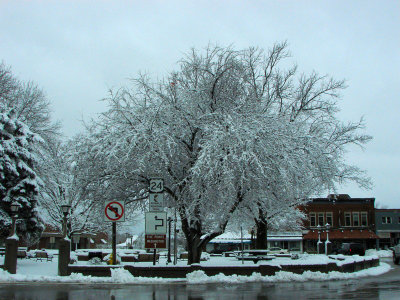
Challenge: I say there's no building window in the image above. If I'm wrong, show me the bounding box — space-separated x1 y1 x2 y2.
361 212 368 226
310 213 316 227
326 212 333 227
345 212 351 226
318 213 324 226
353 212 360 226
382 217 392 224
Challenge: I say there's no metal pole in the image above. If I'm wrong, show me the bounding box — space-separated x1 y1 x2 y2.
241 226 244 264
173 208 177 265
167 218 172 263
112 222 117 265
62 215 68 238
11 215 17 236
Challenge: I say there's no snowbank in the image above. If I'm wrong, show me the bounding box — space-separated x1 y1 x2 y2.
186 262 391 284
0 262 391 284
365 249 393 258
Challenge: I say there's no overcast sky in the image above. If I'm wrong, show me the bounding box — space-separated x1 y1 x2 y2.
1 0 399 208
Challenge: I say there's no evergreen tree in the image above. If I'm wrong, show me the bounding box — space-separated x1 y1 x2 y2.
0 110 43 244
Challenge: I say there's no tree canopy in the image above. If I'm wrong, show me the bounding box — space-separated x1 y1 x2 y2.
87 43 371 263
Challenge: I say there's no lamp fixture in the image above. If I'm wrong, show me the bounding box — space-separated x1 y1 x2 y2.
10 202 19 213
61 204 71 215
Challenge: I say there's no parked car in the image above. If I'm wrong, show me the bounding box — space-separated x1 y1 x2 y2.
334 243 365 256
268 247 289 254
392 244 400 265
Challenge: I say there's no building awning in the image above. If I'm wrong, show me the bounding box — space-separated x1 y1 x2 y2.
208 239 251 244
377 232 391 239
303 229 379 240
267 236 303 241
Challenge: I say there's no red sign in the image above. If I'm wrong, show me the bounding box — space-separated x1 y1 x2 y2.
104 201 125 222
145 234 167 249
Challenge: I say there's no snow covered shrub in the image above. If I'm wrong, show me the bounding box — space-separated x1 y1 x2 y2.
88 257 103 265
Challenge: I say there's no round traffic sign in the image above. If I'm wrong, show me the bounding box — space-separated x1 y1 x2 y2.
105 201 124 221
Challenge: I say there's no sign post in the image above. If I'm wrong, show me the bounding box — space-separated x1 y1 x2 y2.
104 200 125 265
147 178 166 265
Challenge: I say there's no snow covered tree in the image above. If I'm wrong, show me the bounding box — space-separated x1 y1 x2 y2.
89 43 371 263
37 138 103 236
0 110 43 244
0 62 60 142
237 44 372 248
38 132 146 238
1 62 61 245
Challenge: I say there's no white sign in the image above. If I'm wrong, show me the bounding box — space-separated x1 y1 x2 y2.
104 200 125 222
145 212 167 234
149 193 165 212
149 178 164 193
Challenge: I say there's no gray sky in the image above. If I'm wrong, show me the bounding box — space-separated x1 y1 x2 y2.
1 0 399 207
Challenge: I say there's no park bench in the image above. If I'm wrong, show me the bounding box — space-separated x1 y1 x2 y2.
137 253 159 262
34 251 53 262
178 252 210 261
17 249 27 259
235 250 275 263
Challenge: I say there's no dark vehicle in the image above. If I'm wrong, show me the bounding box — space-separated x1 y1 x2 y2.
335 243 365 256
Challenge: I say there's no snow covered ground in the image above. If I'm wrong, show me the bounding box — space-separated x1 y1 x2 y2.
0 250 392 284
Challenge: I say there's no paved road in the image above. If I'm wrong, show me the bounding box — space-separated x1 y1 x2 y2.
0 258 399 300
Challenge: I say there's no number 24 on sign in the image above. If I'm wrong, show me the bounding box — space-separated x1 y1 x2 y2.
149 178 163 193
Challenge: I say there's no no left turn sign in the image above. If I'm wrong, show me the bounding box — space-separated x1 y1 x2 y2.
104 200 125 222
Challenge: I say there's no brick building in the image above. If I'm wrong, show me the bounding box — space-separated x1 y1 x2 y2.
32 225 108 250
375 209 400 249
301 194 378 253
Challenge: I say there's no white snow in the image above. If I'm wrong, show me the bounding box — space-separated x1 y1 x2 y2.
186 263 391 284
365 249 393 258
0 250 392 284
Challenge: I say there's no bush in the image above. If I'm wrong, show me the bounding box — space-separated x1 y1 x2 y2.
88 257 103 265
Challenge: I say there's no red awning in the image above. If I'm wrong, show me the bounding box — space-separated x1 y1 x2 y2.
303 229 379 240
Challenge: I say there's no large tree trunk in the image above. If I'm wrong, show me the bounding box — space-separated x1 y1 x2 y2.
255 212 268 249
187 232 203 265
182 215 204 265
183 220 223 264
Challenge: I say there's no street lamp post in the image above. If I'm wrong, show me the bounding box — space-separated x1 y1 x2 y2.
58 203 71 276
167 217 173 264
9 202 19 236
4 202 20 274
325 223 331 255
72 233 80 251
61 204 71 238
317 225 323 254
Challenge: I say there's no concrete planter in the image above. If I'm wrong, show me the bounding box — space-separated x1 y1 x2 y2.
68 257 380 278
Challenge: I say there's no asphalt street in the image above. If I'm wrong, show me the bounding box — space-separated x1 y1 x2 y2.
0 258 398 300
